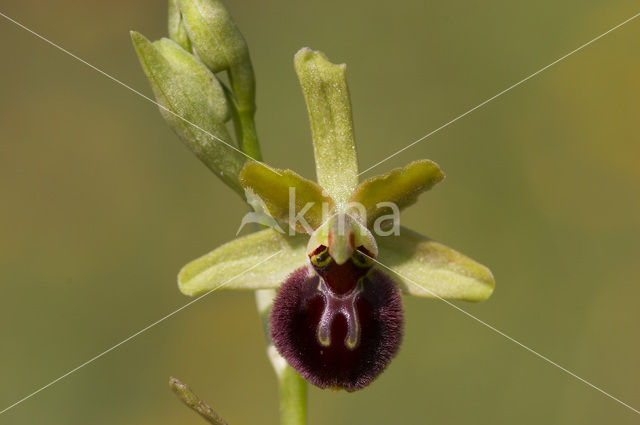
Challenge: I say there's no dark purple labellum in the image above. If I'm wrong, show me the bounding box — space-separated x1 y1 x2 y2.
270 255 403 391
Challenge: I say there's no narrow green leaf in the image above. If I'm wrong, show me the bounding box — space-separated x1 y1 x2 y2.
131 32 245 195
349 160 444 228
376 227 494 301
294 48 358 209
178 228 308 295
239 162 334 233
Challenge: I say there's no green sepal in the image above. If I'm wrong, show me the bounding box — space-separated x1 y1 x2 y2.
168 0 192 52
377 227 494 301
239 162 334 233
349 160 444 228
294 48 359 210
178 228 308 295
131 32 245 195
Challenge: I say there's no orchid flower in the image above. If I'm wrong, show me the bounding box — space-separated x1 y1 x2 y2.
174 49 495 391
132 1 494 420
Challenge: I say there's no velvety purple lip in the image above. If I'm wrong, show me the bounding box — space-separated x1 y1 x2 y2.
270 264 404 391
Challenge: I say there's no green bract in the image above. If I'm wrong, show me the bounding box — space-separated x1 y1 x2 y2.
132 0 263 198
131 31 246 195
177 48 495 303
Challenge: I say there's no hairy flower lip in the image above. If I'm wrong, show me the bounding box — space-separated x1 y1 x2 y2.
270 264 404 392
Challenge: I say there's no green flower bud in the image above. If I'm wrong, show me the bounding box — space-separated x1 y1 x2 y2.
168 0 192 53
177 0 255 112
177 0 248 72
131 31 246 195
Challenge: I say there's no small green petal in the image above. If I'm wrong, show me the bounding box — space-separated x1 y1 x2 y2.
168 0 192 52
239 162 334 233
131 32 245 195
349 160 444 228
178 229 308 296
376 227 494 301
294 48 358 210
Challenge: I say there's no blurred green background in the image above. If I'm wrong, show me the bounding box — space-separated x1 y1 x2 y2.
1 0 639 424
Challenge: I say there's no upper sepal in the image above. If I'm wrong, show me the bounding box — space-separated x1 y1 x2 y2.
294 48 359 209
377 227 494 301
178 228 308 295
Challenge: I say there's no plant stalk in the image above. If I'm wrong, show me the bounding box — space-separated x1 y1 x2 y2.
233 107 261 161
278 365 307 425
241 98 306 424
256 290 307 425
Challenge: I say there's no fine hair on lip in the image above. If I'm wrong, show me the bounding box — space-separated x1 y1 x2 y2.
271 265 404 392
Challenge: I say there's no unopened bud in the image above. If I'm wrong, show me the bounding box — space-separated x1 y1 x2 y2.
168 0 192 52
131 31 245 194
177 0 255 111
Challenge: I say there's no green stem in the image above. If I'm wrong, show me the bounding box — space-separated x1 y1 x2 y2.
279 366 307 425
238 84 305 423
256 290 307 425
228 60 262 161
233 107 262 161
